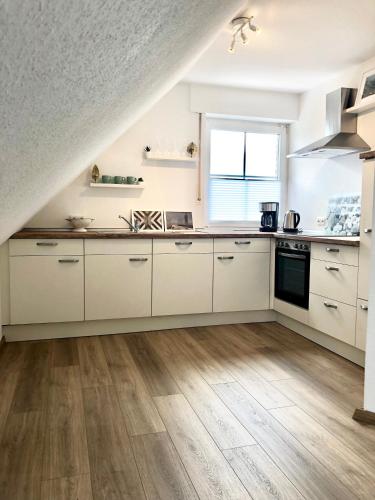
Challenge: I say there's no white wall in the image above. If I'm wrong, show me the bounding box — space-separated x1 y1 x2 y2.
27 82 299 230
288 57 375 229
27 84 204 229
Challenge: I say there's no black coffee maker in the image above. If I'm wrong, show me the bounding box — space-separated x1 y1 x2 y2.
259 202 279 232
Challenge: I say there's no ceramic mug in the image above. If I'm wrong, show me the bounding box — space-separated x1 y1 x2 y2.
126 176 137 184
102 175 113 183
114 176 123 184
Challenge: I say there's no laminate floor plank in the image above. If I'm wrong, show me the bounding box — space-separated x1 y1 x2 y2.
51 338 79 367
154 393 250 499
0 410 45 500
223 445 303 500
0 322 370 500
271 405 375 499
41 474 93 500
43 365 89 480
273 378 375 458
125 333 180 396
131 432 198 500
101 334 165 436
167 328 235 384
213 381 354 500
11 341 52 413
78 336 112 388
150 332 255 449
82 385 145 500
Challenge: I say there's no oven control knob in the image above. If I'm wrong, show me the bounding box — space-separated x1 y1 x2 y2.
279 241 284 247
303 244 309 250
284 242 289 248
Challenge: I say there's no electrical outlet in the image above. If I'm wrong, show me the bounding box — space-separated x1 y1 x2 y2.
316 216 326 226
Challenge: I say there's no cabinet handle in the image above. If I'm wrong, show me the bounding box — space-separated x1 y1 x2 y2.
129 257 148 262
235 241 251 245
324 301 338 309
175 241 192 246
325 265 339 271
36 242 58 246
364 228 372 234
360 304 368 311
217 256 234 260
58 259 79 263
326 247 339 253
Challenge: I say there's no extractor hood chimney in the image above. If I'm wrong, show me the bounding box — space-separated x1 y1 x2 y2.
288 88 370 159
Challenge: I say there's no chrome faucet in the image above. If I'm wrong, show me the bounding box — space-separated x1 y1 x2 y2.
118 215 139 232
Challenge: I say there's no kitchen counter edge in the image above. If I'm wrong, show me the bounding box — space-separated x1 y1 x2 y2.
10 230 360 246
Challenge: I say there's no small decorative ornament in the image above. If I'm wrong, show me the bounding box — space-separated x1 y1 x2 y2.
131 210 164 231
144 145 151 152
91 165 100 183
187 142 198 158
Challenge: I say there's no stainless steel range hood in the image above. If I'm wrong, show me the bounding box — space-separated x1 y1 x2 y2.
288 88 370 159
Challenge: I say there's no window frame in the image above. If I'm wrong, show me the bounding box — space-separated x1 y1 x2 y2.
202 116 287 227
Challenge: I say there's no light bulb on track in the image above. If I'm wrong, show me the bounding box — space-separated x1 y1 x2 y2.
228 15 260 53
228 36 236 53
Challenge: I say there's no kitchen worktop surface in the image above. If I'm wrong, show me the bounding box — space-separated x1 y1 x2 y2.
11 228 360 246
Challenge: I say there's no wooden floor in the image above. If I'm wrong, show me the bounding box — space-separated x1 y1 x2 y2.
0 322 374 500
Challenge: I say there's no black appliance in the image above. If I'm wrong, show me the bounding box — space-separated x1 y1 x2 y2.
259 202 279 232
275 239 310 309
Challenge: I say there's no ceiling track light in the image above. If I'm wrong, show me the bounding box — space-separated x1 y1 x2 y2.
227 16 259 53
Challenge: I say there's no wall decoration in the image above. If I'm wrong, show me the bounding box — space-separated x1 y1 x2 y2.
354 67 375 110
325 193 361 236
164 211 194 231
131 210 164 231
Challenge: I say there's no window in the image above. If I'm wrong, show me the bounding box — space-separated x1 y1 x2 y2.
206 119 284 224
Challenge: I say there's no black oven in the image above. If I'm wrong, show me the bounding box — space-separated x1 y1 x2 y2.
275 239 310 309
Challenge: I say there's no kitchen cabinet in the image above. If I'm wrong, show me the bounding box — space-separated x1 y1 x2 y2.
311 243 358 266
309 293 356 346
213 252 270 312
356 299 368 351
358 159 375 300
85 254 151 320
152 253 213 316
10 255 84 324
310 259 358 306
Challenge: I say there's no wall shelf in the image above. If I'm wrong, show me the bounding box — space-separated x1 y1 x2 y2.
90 183 144 189
144 153 197 163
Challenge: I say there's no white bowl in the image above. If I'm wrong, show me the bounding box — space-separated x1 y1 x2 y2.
66 217 95 232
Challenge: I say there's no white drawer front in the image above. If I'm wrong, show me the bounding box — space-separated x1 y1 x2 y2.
356 299 368 351
85 239 152 255
9 239 83 256
153 238 213 254
214 238 270 253
310 259 358 306
311 243 358 266
309 293 356 345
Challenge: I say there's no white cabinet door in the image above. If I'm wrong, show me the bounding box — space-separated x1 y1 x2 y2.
358 160 375 300
10 256 84 324
309 293 356 346
85 255 151 320
213 253 270 312
356 299 368 351
152 254 213 316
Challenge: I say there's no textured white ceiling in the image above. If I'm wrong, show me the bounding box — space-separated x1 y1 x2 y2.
186 0 375 91
0 0 244 243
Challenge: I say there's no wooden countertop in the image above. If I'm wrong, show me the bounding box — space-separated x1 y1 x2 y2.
11 229 360 246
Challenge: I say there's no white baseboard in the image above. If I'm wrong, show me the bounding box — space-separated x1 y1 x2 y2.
277 313 365 367
4 309 277 342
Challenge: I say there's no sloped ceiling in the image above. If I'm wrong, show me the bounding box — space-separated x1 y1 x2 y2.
0 0 244 244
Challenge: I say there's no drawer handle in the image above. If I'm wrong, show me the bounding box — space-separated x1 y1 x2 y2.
58 259 79 263
36 242 58 246
175 241 193 246
360 304 368 311
235 241 251 245
364 228 372 234
326 247 339 253
129 257 148 262
324 301 338 309
325 265 339 271
218 256 234 260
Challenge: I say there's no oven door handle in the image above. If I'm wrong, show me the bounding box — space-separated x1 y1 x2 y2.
278 252 307 260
